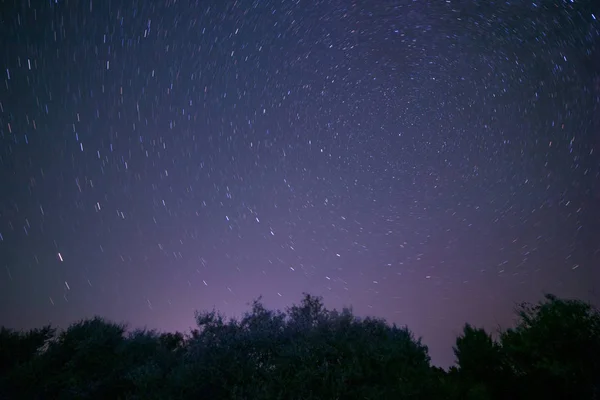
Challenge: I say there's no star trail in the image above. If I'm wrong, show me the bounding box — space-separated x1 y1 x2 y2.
0 0 599 367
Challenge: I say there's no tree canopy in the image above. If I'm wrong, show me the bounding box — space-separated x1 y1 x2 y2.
1 293 598 400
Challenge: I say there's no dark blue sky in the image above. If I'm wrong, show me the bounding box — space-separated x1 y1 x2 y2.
0 0 598 367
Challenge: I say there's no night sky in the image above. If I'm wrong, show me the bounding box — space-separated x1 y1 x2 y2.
1 0 599 367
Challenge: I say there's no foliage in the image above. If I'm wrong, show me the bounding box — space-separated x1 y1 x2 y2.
0 324 54 376
449 294 600 400
0 293 598 400
500 294 600 400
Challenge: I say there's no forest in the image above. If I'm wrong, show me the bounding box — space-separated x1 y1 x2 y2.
1 293 599 400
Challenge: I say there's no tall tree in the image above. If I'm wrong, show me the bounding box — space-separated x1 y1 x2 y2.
453 324 507 399
500 294 600 400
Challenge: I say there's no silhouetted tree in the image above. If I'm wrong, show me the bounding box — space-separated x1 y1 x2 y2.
1 292 598 400
0 325 54 375
449 294 600 400
500 294 600 400
452 323 511 399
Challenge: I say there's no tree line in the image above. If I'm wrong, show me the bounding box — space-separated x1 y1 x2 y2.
1 293 599 399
